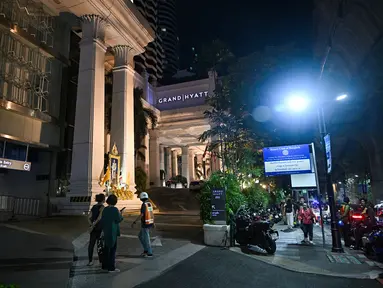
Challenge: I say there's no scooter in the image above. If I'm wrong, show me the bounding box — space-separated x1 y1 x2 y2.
234 205 279 255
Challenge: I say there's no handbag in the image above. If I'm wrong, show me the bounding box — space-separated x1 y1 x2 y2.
97 231 105 263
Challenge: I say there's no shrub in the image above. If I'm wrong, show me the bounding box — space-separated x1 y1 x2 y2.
242 186 271 210
170 175 188 185
135 167 147 192
198 171 245 223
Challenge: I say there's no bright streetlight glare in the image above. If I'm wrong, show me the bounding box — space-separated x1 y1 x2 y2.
336 94 347 101
287 95 309 112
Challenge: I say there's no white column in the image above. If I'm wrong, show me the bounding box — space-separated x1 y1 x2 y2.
165 147 172 180
149 130 161 186
172 149 178 177
70 15 106 198
189 150 195 181
181 146 190 184
110 45 136 192
160 145 165 171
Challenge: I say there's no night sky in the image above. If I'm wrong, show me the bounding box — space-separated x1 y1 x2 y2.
177 0 314 69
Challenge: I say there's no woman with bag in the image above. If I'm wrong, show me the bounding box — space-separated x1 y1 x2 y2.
87 193 105 266
298 203 316 244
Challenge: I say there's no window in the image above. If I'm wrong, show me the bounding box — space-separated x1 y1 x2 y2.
3 142 27 161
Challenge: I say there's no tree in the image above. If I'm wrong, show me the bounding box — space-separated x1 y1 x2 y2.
134 87 157 161
199 41 308 185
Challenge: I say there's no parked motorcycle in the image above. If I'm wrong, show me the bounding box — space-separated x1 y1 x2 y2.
362 225 383 262
234 205 279 255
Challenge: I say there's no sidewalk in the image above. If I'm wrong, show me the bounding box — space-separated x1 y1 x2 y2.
69 231 204 288
230 223 383 279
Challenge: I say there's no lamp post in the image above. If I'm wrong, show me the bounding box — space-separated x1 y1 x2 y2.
286 94 346 253
317 104 344 253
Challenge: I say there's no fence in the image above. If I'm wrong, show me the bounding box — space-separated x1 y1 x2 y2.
0 195 41 221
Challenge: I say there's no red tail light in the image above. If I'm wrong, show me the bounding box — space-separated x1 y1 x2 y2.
352 215 363 220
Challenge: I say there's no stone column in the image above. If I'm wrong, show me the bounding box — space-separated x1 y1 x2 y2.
110 45 136 191
181 146 190 185
70 15 106 200
159 145 165 185
172 149 178 177
110 45 136 192
165 147 172 180
149 130 161 186
189 150 195 182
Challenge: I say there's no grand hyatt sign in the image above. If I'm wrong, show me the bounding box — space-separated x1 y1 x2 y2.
157 91 208 104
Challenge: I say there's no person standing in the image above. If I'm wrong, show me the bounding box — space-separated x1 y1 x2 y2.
87 193 105 266
280 200 286 225
298 203 316 244
285 199 294 230
132 192 154 257
101 194 123 272
340 197 352 247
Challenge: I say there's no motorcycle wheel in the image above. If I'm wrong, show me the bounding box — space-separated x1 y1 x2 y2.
265 235 277 255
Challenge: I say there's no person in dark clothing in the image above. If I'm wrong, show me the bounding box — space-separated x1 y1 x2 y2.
87 193 105 266
101 194 123 272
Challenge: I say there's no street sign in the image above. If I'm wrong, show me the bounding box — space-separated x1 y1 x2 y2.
263 144 311 177
324 134 332 174
0 158 31 171
211 188 226 224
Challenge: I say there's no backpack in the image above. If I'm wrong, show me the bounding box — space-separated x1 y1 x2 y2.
285 204 293 214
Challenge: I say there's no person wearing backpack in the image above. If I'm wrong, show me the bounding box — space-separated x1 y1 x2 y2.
285 198 294 230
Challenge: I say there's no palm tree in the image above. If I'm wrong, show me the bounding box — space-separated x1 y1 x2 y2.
134 87 157 161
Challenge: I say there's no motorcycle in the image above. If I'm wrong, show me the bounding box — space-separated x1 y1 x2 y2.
362 225 383 262
234 205 279 255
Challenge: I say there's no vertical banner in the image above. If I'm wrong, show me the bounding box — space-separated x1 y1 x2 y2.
211 188 226 224
324 134 332 174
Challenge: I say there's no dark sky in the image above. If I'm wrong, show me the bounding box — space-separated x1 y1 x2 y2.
177 0 314 69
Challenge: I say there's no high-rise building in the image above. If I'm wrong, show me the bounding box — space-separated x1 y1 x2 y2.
133 0 165 83
158 0 179 78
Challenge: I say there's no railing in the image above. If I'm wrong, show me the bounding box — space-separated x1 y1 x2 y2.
0 195 41 220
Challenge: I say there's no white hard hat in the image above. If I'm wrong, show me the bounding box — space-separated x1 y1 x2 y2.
139 192 149 199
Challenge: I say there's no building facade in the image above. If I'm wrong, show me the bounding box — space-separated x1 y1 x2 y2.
0 0 220 216
133 0 165 83
158 0 178 78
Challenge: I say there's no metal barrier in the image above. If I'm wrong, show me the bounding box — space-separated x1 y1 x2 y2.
0 195 41 220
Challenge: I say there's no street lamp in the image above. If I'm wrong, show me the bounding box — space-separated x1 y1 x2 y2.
286 93 347 253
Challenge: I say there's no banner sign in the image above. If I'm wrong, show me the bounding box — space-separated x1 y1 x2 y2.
263 144 311 176
211 188 226 223
324 134 332 174
0 158 31 171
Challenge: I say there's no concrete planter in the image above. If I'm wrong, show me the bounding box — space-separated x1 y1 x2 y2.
176 183 184 189
203 224 230 246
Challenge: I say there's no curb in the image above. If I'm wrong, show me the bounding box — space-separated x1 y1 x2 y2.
230 247 381 280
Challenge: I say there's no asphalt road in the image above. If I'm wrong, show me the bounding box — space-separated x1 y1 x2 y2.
136 247 381 288
120 214 204 243
0 226 73 288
